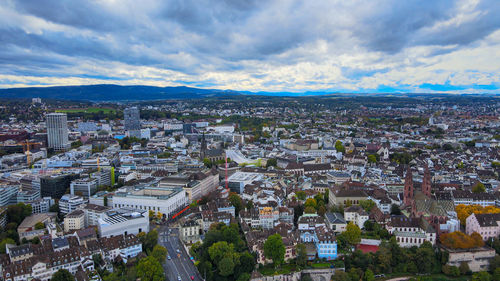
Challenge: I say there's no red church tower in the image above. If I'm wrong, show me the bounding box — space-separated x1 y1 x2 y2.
404 166 414 206
422 164 431 197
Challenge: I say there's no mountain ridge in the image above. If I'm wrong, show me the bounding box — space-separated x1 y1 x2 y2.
0 84 497 101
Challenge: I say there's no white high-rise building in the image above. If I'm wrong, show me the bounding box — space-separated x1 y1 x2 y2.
47 113 69 151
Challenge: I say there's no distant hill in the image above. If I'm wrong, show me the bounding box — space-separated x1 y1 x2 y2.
0 84 497 101
0 84 242 101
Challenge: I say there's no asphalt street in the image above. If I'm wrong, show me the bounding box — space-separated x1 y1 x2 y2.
158 226 203 281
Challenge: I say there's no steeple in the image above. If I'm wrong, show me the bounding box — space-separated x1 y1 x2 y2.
404 166 414 206
422 164 431 197
200 132 207 160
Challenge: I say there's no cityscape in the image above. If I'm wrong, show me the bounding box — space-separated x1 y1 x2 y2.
1 1 500 281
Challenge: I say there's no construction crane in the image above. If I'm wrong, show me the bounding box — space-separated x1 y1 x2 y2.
22 140 39 167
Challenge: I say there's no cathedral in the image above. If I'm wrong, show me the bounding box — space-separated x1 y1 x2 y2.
403 164 455 234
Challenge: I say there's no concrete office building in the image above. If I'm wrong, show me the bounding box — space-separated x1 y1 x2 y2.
98 207 149 237
40 173 79 199
124 107 140 130
112 187 188 219
46 113 70 151
59 194 86 215
70 178 98 198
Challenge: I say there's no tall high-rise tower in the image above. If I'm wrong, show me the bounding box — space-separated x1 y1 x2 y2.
124 107 140 131
422 164 431 197
403 166 414 206
124 107 141 138
200 132 207 160
47 113 70 151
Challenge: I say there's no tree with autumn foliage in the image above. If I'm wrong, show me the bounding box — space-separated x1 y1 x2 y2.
456 204 500 225
440 231 484 249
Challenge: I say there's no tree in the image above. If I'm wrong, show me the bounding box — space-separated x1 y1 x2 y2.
472 182 486 193
472 271 492 281
49 203 59 213
304 206 316 214
390 204 402 215
440 231 484 249
218 256 236 276
359 200 376 212
7 203 32 225
343 222 361 246
208 241 239 277
296 243 307 267
491 255 500 271
317 206 327 216
363 220 374 231
364 269 375 281
263 234 285 268
139 230 158 253
335 140 345 153
266 158 277 167
331 270 351 281
136 256 165 281
493 268 500 281
52 269 75 281
0 238 15 254
456 204 500 225
304 198 317 209
296 191 306 201
34 222 45 230
367 154 377 164
151 245 167 263
459 261 471 275
229 193 243 216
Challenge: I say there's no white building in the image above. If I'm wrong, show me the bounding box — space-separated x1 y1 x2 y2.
98 207 149 237
59 194 86 215
46 113 70 151
112 187 188 219
64 210 85 232
78 203 111 227
344 205 369 229
26 197 55 214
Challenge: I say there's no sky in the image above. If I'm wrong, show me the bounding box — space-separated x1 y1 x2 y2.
1 0 500 94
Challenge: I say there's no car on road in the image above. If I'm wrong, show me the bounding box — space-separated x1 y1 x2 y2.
177 275 181 281
167 255 171 260
190 275 195 280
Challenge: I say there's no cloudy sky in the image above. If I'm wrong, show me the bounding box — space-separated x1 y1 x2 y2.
1 0 499 93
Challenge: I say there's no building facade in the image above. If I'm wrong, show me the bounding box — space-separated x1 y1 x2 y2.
46 113 69 151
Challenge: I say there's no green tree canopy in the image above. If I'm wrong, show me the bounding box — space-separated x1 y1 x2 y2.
229 193 243 215
136 256 165 281
52 269 75 281
151 245 167 263
343 222 361 246
7 203 32 225
472 182 486 193
263 233 285 268
296 243 307 267
335 140 345 153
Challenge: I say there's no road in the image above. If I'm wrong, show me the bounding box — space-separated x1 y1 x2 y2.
158 225 203 281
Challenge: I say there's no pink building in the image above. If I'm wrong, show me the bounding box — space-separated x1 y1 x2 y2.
465 213 500 240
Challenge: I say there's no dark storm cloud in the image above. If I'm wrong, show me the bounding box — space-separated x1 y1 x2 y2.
0 0 499 91
11 0 129 31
